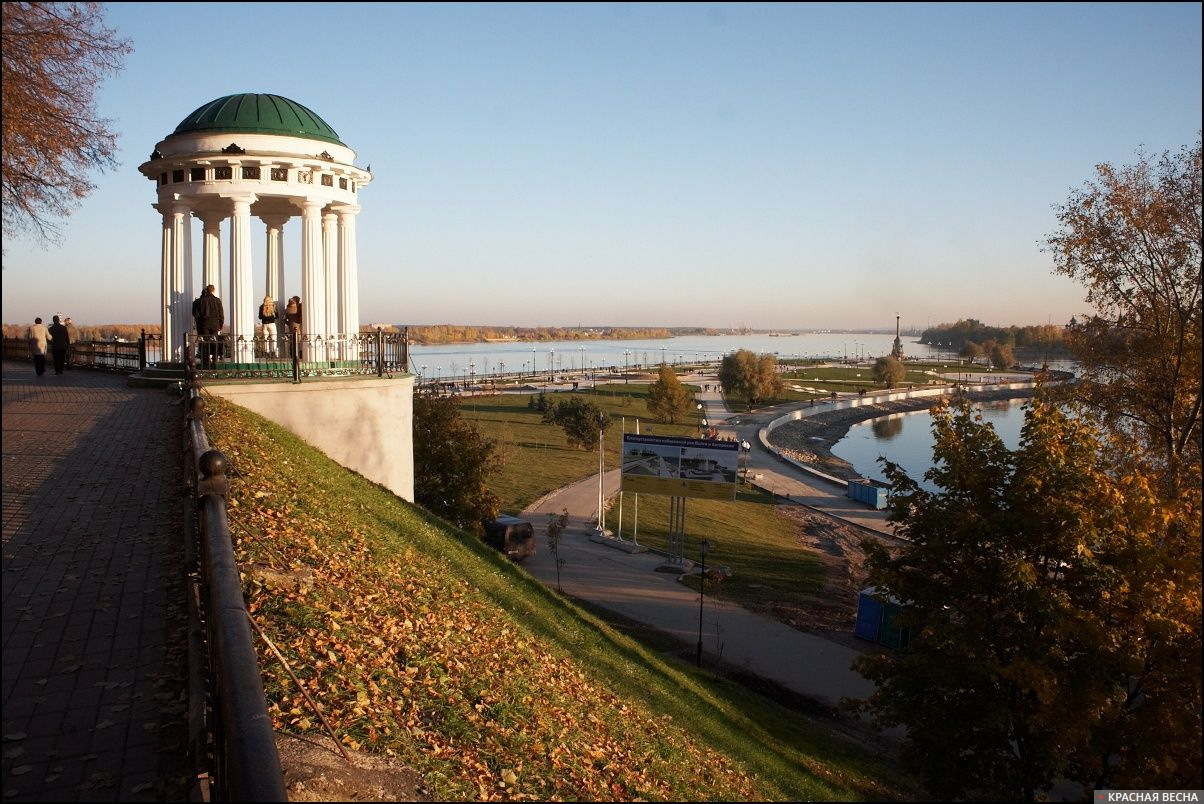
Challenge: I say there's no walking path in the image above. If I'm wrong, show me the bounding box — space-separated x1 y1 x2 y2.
521 376 889 710
1 361 191 801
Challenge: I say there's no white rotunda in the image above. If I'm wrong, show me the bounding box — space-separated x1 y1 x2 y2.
139 93 372 362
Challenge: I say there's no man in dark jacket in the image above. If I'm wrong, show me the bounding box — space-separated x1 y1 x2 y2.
193 285 224 368
48 315 70 375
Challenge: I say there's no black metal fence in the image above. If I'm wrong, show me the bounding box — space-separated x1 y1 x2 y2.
183 385 287 800
3 330 163 371
4 328 410 382
184 328 410 381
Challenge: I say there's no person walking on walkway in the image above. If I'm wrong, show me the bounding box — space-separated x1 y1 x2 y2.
258 295 279 358
193 284 224 369
63 316 78 369
26 317 49 376
48 315 70 375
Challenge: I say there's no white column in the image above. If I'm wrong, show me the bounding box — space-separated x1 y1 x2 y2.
261 214 288 303
170 198 190 362
300 200 326 360
181 202 194 338
322 211 339 349
197 211 224 299
228 195 257 362
156 204 175 362
337 206 360 360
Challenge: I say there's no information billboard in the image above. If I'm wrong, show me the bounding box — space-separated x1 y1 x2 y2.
620 434 739 501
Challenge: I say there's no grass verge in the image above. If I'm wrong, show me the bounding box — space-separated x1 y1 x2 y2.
204 392 916 801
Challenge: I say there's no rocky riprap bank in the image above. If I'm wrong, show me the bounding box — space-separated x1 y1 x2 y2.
767 387 1037 481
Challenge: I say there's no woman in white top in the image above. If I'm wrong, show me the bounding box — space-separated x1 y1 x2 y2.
27 317 50 376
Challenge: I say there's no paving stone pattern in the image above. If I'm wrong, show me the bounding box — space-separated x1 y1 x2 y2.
2 362 191 801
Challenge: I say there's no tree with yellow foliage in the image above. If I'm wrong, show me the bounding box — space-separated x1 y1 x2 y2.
854 394 1201 799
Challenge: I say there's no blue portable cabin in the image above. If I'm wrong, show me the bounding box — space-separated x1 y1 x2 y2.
847 479 888 510
854 586 911 649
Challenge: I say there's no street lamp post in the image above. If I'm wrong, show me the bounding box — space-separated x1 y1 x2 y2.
469 362 475 396
623 350 630 384
696 538 711 667
741 439 751 481
420 364 427 388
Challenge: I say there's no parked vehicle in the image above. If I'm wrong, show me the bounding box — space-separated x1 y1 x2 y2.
484 516 536 562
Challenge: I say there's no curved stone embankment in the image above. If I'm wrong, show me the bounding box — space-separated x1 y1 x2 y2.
766 387 1037 482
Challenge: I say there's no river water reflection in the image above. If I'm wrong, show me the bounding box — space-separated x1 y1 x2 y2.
830 398 1029 492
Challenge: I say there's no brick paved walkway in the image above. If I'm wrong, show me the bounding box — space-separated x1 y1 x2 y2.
2 361 191 801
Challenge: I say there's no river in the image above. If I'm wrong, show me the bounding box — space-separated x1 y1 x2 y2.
830 397 1029 492
407 331 953 381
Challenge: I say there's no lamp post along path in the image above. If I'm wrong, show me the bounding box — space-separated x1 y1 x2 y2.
696 538 711 667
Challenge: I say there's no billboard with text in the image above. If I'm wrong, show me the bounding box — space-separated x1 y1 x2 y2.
620 434 738 501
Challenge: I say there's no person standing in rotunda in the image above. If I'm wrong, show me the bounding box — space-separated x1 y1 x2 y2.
48 315 70 375
284 295 302 358
193 284 224 369
259 295 279 358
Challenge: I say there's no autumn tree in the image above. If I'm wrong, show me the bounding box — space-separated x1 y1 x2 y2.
1044 137 1202 494
2 2 131 243
853 393 1202 798
871 356 906 388
542 396 608 450
988 341 1014 369
646 363 694 423
412 392 500 536
718 349 782 409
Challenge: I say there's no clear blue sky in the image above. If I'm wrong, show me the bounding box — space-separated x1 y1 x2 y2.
2 2 1200 330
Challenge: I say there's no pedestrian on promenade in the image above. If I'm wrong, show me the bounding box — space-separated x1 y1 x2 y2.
193 284 224 369
26 317 49 376
48 315 70 375
259 295 279 358
64 317 78 369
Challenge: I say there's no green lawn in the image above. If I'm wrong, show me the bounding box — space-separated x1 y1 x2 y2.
465 382 702 512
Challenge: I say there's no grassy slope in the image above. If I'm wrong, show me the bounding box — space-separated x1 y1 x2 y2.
205 393 911 801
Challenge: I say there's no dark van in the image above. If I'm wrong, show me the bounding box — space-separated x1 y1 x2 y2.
484 515 536 562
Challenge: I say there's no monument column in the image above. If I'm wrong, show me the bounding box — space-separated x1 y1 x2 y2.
169 197 191 361
322 211 339 346
337 205 361 360
228 195 257 362
196 211 224 299
261 214 289 304
300 197 327 359
156 204 176 361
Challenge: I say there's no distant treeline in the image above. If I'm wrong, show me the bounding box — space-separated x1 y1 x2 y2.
920 319 1067 351
2 323 160 342
2 322 725 345
401 325 721 345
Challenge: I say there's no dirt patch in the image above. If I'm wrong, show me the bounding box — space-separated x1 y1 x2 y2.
275 733 430 802
741 507 904 650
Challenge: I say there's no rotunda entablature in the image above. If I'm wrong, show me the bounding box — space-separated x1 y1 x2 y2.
139 132 371 212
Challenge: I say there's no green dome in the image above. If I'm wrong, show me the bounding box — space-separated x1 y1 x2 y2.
171 93 344 146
